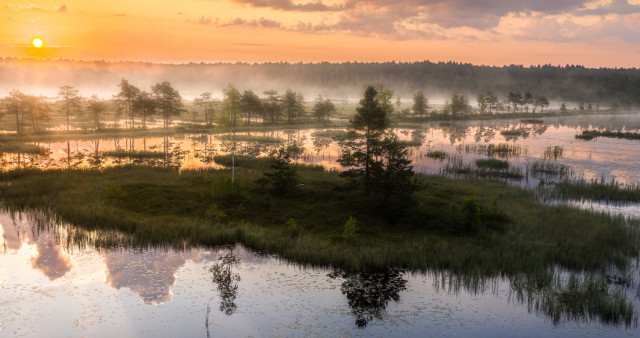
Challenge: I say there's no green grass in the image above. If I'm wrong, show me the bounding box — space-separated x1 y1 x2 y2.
521 119 544 124
311 129 349 138
213 155 275 169
501 130 523 137
426 151 447 160
1 165 639 325
527 161 573 179
548 179 640 203
103 150 166 159
576 130 640 141
397 140 423 147
510 272 636 326
0 126 216 143
1 166 637 277
543 146 564 160
475 158 509 170
0 142 49 155
459 143 525 158
216 134 284 144
443 157 523 180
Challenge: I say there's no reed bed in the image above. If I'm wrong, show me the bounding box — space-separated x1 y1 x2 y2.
576 130 640 141
458 143 526 158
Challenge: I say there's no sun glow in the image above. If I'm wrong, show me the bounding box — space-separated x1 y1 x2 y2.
31 37 44 48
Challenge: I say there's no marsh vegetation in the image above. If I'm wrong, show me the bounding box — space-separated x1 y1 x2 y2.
2 81 640 332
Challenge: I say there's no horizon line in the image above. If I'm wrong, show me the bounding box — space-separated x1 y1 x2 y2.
1 56 638 70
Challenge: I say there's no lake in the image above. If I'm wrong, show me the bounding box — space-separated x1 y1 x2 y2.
4 113 640 186
3 113 640 336
1 209 638 337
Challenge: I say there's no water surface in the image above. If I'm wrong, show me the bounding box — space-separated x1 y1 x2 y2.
1 210 638 337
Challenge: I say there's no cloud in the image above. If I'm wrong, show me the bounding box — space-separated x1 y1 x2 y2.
576 0 640 15
56 5 67 12
199 16 213 24
30 240 73 281
504 11 640 43
218 0 640 41
232 0 353 12
103 250 194 305
224 16 282 28
3 3 45 12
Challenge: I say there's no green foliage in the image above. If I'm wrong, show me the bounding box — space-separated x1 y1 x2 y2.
560 103 568 113
448 94 471 116
500 130 522 137
151 81 183 129
256 148 299 195
412 91 428 117
337 86 416 201
213 155 274 169
576 130 640 141
104 150 165 159
521 119 544 124
343 216 358 241
217 134 283 144
460 191 481 234
206 203 227 222
426 151 447 160
475 158 509 170
0 142 49 155
286 218 300 237
105 183 127 199
312 95 336 122
211 174 242 201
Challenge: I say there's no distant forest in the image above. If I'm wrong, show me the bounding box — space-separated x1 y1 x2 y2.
1 58 639 107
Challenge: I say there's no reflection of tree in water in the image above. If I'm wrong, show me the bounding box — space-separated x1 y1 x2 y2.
64 140 86 168
312 135 332 154
87 140 103 169
193 135 218 164
210 248 241 316
329 268 408 328
410 128 427 145
441 126 468 145
473 127 496 143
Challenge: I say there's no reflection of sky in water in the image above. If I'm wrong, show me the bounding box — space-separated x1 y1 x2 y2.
3 113 640 187
1 113 640 187
1 210 639 337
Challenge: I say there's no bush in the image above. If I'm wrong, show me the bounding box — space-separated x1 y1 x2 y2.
343 216 358 241
460 192 481 234
286 218 300 238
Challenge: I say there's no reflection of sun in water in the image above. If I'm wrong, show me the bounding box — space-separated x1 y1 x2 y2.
31 37 44 48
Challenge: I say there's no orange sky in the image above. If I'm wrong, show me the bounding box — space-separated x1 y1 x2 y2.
1 0 640 67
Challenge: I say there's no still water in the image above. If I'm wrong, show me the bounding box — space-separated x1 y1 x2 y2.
3 113 640 186
1 210 639 337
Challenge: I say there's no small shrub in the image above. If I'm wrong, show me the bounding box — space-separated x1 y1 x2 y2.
343 216 358 241
286 218 300 237
105 183 127 199
205 203 227 222
460 191 480 234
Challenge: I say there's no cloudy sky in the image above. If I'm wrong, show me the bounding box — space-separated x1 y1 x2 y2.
1 0 640 66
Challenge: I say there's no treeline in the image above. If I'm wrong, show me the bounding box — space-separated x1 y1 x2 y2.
0 80 338 133
1 58 639 106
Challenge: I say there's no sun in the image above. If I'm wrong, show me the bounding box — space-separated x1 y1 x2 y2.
31 37 44 48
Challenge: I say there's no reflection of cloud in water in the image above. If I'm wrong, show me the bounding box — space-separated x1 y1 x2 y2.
0 213 29 251
1 213 73 280
103 250 198 305
30 240 73 281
